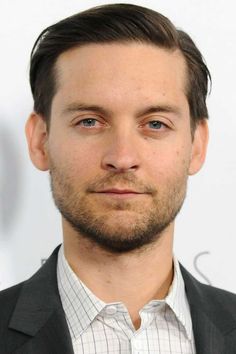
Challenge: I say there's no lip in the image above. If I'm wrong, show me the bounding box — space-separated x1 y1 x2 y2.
93 188 147 199
96 189 141 194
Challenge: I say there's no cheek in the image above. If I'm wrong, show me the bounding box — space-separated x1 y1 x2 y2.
176 148 191 168
48 133 100 181
145 143 191 182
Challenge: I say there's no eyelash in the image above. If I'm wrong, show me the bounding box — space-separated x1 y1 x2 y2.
76 118 100 127
145 121 166 130
75 118 169 131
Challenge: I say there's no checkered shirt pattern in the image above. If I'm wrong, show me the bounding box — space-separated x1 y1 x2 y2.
57 246 196 353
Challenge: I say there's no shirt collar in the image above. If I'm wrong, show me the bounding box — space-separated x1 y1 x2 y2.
165 257 193 341
57 246 106 338
57 245 193 341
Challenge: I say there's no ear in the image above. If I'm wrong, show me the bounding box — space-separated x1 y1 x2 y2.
188 119 209 175
25 112 49 171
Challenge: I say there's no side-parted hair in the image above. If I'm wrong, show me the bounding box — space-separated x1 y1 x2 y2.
30 3 211 129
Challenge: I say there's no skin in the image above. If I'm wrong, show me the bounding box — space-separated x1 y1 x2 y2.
25 43 208 330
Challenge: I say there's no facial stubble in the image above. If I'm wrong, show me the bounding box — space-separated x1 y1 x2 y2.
49 160 188 254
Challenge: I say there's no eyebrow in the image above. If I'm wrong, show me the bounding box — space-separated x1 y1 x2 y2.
62 102 182 118
62 103 111 117
136 104 182 118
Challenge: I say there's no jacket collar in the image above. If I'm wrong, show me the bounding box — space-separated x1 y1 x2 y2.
181 264 236 354
9 246 74 354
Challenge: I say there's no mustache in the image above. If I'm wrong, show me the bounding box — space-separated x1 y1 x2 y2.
86 172 156 194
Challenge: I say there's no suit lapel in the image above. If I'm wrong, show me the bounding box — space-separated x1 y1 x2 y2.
14 309 74 354
190 302 224 354
180 264 236 354
7 246 74 354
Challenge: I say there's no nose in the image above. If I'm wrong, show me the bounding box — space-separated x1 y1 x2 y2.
101 130 141 173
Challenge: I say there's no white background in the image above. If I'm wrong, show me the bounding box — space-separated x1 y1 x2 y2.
0 0 235 291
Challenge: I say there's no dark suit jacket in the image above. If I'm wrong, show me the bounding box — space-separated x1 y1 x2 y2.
0 246 236 353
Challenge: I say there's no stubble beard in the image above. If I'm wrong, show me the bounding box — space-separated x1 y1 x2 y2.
50 163 188 254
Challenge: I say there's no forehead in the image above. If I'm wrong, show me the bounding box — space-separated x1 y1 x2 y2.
53 43 188 112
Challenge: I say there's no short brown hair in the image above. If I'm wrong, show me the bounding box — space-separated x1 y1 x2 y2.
30 3 211 128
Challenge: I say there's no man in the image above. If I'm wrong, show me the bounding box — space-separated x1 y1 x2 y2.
0 3 236 353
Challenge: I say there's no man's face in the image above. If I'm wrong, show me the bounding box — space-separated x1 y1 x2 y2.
35 43 207 253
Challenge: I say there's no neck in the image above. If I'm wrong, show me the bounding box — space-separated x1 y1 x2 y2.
63 221 174 329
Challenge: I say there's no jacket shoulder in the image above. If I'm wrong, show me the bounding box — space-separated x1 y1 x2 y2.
199 282 236 310
181 264 236 319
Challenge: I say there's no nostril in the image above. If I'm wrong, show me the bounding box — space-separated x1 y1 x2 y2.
106 163 117 170
101 146 140 172
105 163 138 172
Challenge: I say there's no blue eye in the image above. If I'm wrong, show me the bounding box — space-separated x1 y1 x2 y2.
79 119 97 127
148 121 163 129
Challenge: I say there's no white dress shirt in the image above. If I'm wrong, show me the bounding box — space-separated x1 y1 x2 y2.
57 246 196 353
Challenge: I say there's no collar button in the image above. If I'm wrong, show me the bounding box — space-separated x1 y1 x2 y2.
105 305 117 315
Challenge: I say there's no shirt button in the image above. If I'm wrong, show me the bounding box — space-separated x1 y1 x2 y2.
131 338 142 351
105 306 117 315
